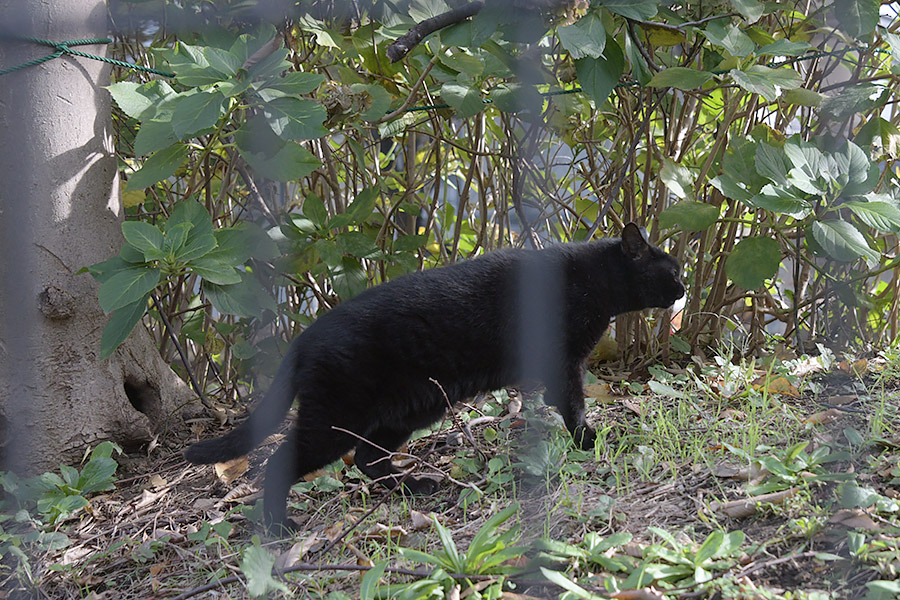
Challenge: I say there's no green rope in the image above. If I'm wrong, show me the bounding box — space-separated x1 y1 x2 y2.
0 36 174 77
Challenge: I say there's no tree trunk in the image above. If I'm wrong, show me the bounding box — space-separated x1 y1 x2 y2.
0 0 196 473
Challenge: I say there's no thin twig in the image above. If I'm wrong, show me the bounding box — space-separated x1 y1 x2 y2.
374 56 440 124
150 294 209 408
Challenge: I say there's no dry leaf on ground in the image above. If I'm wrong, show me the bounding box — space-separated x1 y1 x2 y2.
214 457 248 484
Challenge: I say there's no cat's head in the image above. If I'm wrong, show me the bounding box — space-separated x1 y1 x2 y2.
620 222 685 310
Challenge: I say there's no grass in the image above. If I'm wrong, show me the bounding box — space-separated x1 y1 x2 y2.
3 346 900 599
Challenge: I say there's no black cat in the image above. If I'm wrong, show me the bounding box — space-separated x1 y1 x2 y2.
185 223 684 530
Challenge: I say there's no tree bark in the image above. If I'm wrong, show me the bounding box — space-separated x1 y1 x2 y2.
0 0 196 473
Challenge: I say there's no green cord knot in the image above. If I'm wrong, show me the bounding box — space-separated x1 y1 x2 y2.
0 35 174 77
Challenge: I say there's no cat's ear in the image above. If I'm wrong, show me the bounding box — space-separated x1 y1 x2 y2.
621 222 649 260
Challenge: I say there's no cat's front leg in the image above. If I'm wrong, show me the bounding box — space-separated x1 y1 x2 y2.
543 366 596 450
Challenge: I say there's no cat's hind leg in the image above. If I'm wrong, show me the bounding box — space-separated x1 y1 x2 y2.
263 424 356 532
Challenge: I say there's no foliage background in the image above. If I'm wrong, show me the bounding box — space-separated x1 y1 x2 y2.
100 0 900 407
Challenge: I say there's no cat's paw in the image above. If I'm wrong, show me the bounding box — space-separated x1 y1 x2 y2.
401 476 440 495
573 425 596 450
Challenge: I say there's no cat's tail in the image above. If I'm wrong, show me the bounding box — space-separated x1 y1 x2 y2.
184 345 300 465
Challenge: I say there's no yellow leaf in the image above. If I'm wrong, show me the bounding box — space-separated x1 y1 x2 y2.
644 24 686 46
751 375 799 397
122 189 145 208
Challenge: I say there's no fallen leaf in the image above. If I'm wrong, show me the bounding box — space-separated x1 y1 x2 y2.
838 359 868 376
828 394 858 405
623 399 642 416
148 474 167 489
410 510 434 531
214 457 248 485
149 563 166 576
720 409 746 421
751 375 800 397
791 356 825 377
362 523 408 540
804 409 842 425
222 483 258 503
611 588 667 600
584 382 617 404
76 574 104 587
829 509 879 530
262 432 285 446
712 488 798 518
134 488 166 511
275 533 319 570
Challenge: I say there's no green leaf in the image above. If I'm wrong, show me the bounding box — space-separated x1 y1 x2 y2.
745 185 812 218
811 220 880 265
191 257 243 285
167 199 218 262
77 457 117 495
349 83 393 121
360 561 387 600
659 158 694 200
843 140 871 187
234 117 322 181
659 201 718 231
122 222 165 261
694 531 725 565
731 65 802 101
845 200 900 233
730 0 764 22
598 0 658 20
203 47 242 77
709 173 753 202
332 257 368 300
574 37 624 107
338 231 380 258
157 43 224 87
703 20 756 57
856 116 900 158
491 83 542 113
834 0 879 39
246 48 291 80
255 71 326 101
558 13 605 60
755 142 790 186
107 81 173 120
202 274 275 317
261 97 328 141
725 237 781 289
164 222 193 256
539 567 604 599
241 546 290 598
100 294 149 360
758 39 813 57
347 187 378 224
125 144 189 191
647 67 713 90
394 233 427 252
303 194 328 227
133 119 178 157
98 267 160 313
441 83 485 118
781 87 824 107
170 90 225 140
